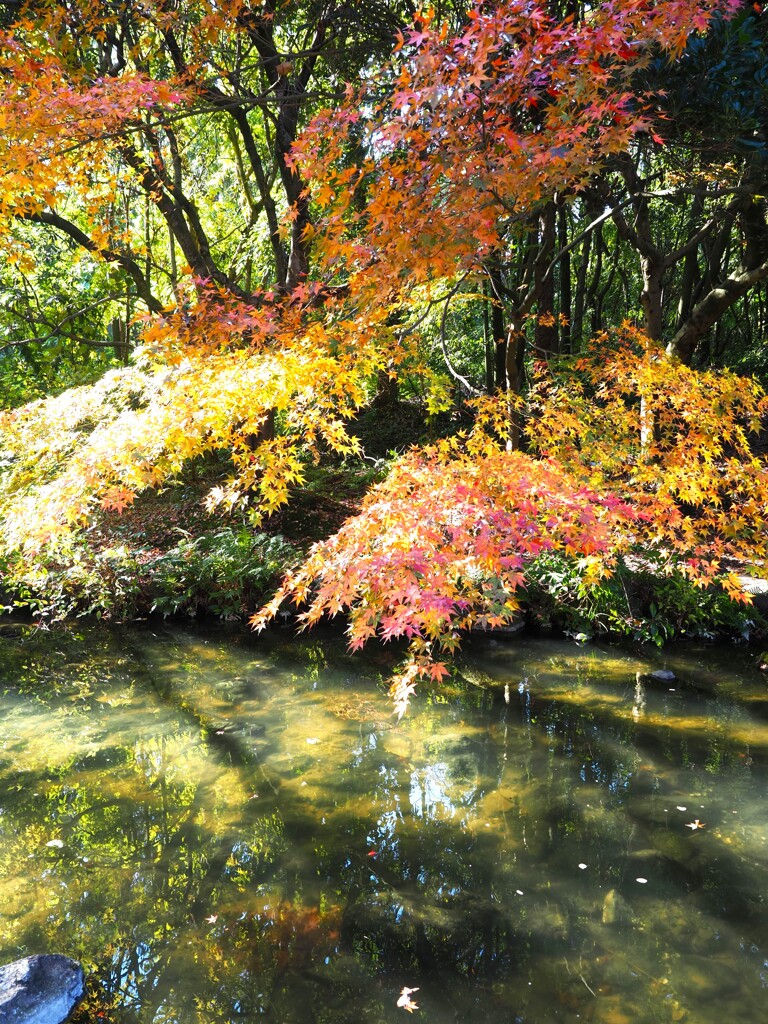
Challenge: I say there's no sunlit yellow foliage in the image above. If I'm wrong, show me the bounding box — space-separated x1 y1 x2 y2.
0 292 404 554
529 325 768 594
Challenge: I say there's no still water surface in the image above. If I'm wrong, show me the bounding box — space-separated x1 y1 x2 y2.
0 623 766 1023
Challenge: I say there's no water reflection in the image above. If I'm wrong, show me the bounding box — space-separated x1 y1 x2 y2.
0 624 766 1022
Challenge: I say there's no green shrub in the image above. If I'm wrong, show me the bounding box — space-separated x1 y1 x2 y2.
0 529 299 623
2 544 143 622
148 528 299 620
523 553 759 644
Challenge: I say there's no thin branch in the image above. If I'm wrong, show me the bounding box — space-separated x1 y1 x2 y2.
395 276 472 342
540 195 637 285
663 197 739 269
28 211 161 313
1 335 127 354
439 276 482 397
0 294 131 353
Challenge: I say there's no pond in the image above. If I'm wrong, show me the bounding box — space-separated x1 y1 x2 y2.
0 622 766 1024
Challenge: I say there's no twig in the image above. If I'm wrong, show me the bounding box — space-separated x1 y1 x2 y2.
579 974 597 998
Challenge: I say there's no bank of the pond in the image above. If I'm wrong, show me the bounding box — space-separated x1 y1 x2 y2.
0 464 364 625
0 462 765 648
2 546 764 656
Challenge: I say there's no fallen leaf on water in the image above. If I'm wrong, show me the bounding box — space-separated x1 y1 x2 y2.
397 987 419 1013
205 914 218 924
685 819 705 830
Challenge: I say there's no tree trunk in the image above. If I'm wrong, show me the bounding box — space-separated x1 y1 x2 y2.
486 261 507 391
558 197 572 354
640 250 664 341
534 201 559 358
505 328 522 451
482 280 495 394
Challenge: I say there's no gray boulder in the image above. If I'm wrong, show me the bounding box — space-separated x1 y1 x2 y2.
0 955 84 1024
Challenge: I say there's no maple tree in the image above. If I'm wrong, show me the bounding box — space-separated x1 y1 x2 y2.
0 0 766 707
529 323 768 578
253 402 643 714
254 327 768 711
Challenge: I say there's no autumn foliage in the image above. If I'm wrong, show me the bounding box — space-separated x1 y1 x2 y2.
0 286 396 551
297 0 743 294
254 329 768 711
253 402 641 714
529 325 768 587
0 0 764 708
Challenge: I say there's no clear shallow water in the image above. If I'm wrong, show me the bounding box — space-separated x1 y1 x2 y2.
0 623 766 1023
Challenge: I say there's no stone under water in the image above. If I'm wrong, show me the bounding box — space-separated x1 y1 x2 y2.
0 955 84 1024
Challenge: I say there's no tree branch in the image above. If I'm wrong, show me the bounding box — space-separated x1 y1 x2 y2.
667 259 768 363
29 212 162 313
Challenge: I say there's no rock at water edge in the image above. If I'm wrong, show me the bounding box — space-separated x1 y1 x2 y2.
0 955 84 1024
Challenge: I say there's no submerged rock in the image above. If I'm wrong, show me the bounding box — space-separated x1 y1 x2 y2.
0 955 84 1024
649 669 676 683
676 955 742 1000
525 903 569 943
470 618 525 638
636 669 676 685
601 889 634 927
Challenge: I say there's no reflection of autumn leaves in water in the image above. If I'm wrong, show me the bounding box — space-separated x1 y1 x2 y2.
258 900 342 972
397 986 420 1012
198 900 344 988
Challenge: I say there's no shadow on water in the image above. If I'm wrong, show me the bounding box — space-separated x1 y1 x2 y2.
0 623 766 1023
